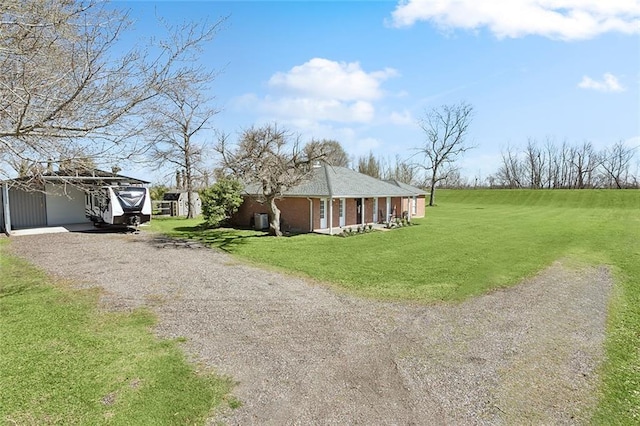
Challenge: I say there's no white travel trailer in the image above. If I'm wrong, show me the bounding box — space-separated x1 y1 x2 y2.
85 186 152 227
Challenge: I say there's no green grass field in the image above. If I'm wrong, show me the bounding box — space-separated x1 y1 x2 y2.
0 240 235 424
150 189 640 422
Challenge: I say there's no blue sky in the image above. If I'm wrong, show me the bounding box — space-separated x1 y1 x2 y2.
114 0 640 184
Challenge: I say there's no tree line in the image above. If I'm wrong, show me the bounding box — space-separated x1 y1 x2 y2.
487 139 638 189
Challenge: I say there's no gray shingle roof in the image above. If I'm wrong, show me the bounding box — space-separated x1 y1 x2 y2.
385 179 428 196
244 165 417 198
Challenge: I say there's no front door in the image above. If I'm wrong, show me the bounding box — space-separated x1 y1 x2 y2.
356 198 362 224
319 198 327 229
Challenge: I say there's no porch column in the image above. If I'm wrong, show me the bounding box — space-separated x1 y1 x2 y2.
408 196 412 221
329 197 333 235
373 197 378 223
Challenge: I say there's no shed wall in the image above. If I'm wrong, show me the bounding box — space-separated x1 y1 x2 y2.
45 183 90 226
9 187 47 229
178 193 202 216
0 184 6 232
0 184 5 233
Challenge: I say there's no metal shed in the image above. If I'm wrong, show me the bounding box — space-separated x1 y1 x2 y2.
1 169 149 235
162 191 202 216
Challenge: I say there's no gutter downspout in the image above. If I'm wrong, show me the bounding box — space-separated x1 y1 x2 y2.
307 197 313 232
2 182 11 236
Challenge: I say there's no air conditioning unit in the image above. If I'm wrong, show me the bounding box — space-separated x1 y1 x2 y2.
254 213 268 230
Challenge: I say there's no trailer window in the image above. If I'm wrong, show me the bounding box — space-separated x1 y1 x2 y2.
114 187 146 208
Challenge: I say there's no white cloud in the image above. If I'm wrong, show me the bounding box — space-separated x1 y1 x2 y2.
578 73 626 92
389 0 640 40
354 137 383 154
230 59 408 158
389 110 414 125
269 58 398 101
258 96 375 123
236 58 399 125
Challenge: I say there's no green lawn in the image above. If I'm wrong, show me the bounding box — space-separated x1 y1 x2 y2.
0 239 235 424
150 189 640 423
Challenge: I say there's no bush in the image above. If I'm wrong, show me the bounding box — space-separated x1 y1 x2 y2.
149 184 169 201
200 178 243 228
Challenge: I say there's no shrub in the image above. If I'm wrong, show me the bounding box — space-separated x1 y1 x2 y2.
149 184 170 201
200 178 244 228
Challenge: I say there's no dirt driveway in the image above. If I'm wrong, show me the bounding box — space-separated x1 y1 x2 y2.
11 231 611 425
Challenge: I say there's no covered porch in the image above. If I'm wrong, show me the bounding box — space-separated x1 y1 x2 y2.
314 195 415 235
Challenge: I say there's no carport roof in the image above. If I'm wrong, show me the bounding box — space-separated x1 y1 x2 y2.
5 169 149 186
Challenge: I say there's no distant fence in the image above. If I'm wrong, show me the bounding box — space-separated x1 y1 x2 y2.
152 200 174 216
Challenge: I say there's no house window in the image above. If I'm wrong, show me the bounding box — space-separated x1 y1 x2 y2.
412 196 417 215
339 199 344 217
319 199 325 219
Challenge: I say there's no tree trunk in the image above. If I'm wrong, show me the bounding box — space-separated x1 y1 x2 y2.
185 168 194 219
184 135 194 219
429 176 436 206
266 196 282 236
186 189 194 219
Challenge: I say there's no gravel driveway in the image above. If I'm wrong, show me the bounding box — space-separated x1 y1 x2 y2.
11 231 612 425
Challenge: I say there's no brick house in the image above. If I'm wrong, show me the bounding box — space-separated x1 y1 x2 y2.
231 165 427 234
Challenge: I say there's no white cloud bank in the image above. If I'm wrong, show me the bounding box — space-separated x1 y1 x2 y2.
269 58 397 101
578 73 626 92
232 58 411 157
389 0 640 40
239 58 400 124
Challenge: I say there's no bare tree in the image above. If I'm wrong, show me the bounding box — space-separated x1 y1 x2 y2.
570 142 599 189
215 124 325 236
304 139 349 167
416 102 475 205
0 0 225 188
144 74 219 218
600 141 637 188
357 151 381 178
496 145 523 188
439 166 467 188
524 138 547 188
382 155 419 185
544 137 559 188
